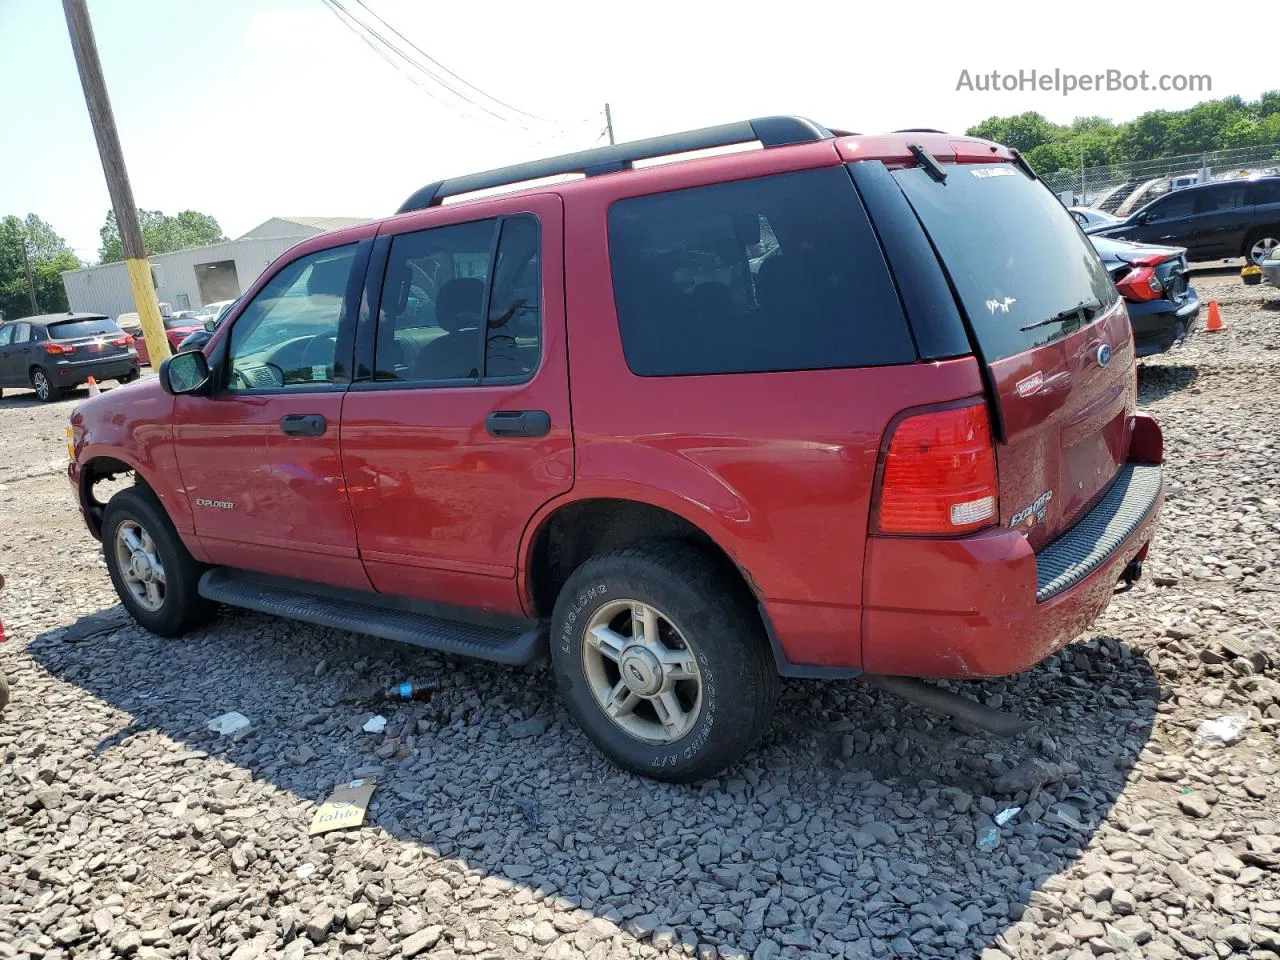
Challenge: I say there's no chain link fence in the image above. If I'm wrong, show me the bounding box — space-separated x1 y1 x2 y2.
1041 142 1280 213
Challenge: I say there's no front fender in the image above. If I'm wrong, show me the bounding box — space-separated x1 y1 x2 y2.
71 383 192 539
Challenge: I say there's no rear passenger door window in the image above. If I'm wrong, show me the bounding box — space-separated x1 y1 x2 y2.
1195 185 1248 214
607 168 914 376
374 215 541 384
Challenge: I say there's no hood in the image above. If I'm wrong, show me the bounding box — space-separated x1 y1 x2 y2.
71 374 171 433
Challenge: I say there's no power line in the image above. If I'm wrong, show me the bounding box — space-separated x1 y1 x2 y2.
349 0 556 125
320 0 542 131
316 0 508 130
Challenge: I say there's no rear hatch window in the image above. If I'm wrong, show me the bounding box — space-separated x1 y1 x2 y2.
893 161 1135 550
893 164 1118 361
47 317 120 340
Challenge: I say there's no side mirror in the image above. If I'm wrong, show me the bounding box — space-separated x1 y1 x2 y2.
159 350 211 395
203 318 217 332
1136 212 1152 224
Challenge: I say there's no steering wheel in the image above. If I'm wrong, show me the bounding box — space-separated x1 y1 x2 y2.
298 335 335 377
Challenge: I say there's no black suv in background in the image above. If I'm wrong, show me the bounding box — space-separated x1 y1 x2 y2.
0 313 139 401
1087 177 1280 264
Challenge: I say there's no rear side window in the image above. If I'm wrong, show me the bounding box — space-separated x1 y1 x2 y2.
608 167 914 376
895 164 1118 362
1250 181 1280 205
47 317 119 339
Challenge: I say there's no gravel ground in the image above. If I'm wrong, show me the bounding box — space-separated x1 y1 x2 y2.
2 272 1280 960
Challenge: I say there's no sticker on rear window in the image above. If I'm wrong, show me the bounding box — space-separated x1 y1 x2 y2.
970 167 1015 179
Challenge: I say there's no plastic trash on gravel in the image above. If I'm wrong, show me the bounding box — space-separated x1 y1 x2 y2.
206 712 251 736
994 806 1022 826
362 715 388 734
976 827 1000 851
1196 713 1249 744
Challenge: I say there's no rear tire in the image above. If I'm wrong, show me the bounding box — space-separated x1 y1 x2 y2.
31 367 62 402
0 671 9 711
102 485 215 636
1245 228 1280 265
118 371 139 385
550 541 779 783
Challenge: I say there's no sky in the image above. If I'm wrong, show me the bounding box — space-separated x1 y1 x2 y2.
0 0 1263 262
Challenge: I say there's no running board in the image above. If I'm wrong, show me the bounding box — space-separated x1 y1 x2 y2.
198 569 545 665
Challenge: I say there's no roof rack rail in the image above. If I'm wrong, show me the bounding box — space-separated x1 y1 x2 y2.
396 115 835 213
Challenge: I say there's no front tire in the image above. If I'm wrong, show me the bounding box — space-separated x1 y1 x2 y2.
102 486 214 636
550 542 779 783
31 367 62 402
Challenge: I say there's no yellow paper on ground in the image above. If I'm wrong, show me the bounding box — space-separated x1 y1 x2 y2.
308 780 375 835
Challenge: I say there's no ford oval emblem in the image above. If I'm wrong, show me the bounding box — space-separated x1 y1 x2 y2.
1096 343 1113 367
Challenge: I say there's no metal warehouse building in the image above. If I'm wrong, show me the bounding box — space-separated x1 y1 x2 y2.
61 217 369 319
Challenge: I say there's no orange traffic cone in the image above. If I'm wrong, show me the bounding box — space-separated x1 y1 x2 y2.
1205 300 1225 333
86 376 101 397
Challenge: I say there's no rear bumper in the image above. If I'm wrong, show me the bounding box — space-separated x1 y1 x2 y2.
53 355 139 384
861 453 1163 679
1128 288 1199 357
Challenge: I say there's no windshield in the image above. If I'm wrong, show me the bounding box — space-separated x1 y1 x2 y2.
47 317 119 340
894 163 1117 361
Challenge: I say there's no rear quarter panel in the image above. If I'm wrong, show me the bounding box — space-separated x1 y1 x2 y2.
553 147 988 668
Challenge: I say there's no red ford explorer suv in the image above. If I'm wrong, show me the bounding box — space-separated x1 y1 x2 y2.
69 117 1163 782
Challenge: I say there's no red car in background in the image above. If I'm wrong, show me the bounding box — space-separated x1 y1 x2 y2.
128 316 205 365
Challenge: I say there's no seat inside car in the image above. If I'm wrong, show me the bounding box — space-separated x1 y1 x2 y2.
411 277 484 380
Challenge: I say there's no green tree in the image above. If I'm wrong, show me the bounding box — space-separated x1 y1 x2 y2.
98 208 225 263
0 214 81 320
968 111 1060 153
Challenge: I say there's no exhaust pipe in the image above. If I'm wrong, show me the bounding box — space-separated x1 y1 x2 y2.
862 675 1028 738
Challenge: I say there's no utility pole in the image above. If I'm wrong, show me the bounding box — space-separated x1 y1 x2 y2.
62 0 170 364
604 102 615 146
21 242 39 315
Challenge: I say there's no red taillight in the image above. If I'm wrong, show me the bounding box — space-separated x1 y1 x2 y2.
874 403 998 535
112 334 134 347
1115 256 1170 302
42 342 75 355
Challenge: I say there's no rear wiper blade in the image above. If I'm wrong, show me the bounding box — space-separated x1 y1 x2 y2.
1019 297 1102 332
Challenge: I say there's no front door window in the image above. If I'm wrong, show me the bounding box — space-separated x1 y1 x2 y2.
226 246 355 391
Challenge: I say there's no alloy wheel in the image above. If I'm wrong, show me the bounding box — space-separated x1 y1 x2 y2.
1251 236 1279 265
115 519 167 612
581 598 702 743
33 370 50 401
